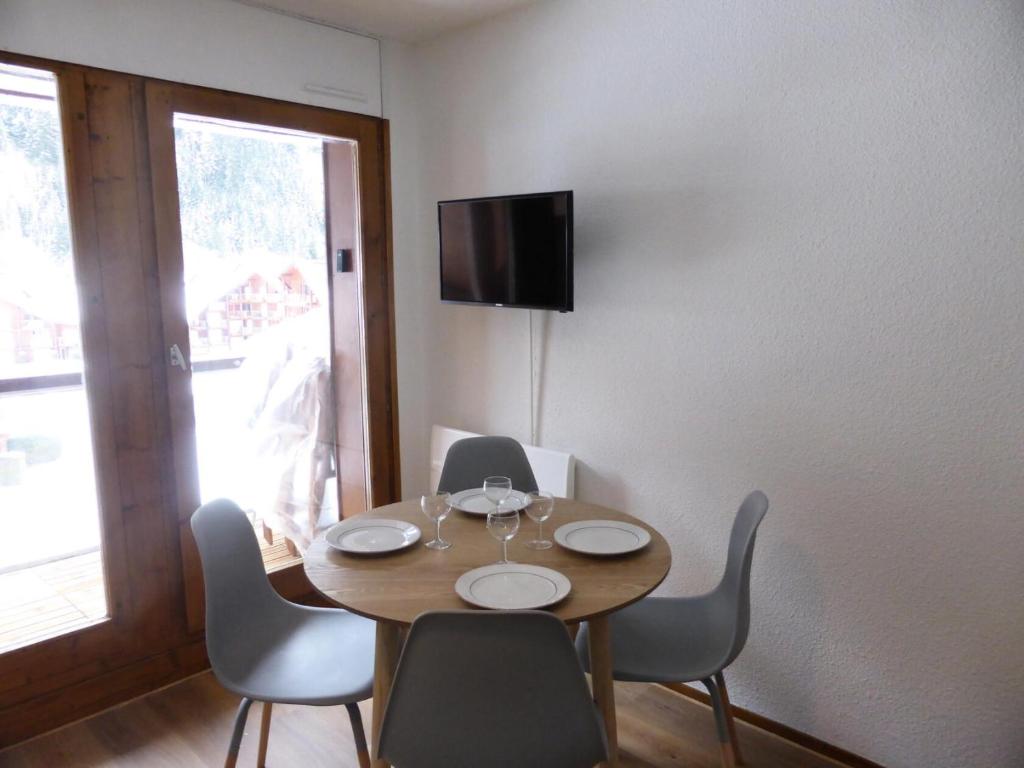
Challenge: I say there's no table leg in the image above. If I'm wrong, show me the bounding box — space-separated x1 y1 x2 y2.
567 622 580 642
588 615 619 766
371 620 402 768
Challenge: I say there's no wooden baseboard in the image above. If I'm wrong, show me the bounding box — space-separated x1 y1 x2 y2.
0 639 210 748
660 683 885 768
0 587 331 748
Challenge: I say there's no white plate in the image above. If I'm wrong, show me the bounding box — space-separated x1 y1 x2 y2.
449 488 530 516
325 518 421 555
454 564 571 610
554 520 651 556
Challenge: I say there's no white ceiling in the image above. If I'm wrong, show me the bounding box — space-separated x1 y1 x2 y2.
233 0 539 42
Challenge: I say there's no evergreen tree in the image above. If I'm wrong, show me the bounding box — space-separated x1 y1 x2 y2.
174 121 326 262
0 101 72 263
0 104 327 268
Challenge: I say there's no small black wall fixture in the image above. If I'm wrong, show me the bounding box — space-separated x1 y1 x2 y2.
336 248 353 273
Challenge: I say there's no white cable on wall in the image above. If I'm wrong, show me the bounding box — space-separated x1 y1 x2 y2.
529 309 536 446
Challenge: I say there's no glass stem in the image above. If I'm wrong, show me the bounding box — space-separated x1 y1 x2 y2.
502 539 508 563
538 520 543 540
436 518 442 543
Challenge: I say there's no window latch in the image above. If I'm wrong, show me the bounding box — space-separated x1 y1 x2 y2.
169 344 188 372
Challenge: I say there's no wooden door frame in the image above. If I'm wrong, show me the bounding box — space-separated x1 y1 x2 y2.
144 81 401 630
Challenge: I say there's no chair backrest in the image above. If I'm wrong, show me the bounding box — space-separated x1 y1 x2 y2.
190 499 292 678
436 435 539 494
713 490 770 667
379 611 607 768
430 425 575 497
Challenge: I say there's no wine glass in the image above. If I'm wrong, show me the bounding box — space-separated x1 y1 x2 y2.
525 491 554 550
483 475 512 511
486 501 520 564
420 493 453 550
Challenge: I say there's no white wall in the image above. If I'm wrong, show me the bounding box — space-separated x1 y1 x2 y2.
385 1 1024 766
0 0 381 115
381 39 431 499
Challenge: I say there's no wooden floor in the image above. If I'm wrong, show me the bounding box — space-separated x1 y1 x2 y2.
0 672 850 767
0 524 299 654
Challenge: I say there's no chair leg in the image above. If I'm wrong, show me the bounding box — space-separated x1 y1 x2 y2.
702 678 736 768
225 697 253 768
346 702 371 768
714 671 744 766
257 702 273 767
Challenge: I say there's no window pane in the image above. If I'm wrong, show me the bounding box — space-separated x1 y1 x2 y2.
173 114 350 570
0 64 106 652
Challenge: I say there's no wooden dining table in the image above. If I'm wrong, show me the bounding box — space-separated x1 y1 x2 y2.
304 497 671 768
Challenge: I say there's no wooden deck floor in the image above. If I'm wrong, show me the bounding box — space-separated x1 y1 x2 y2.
0 523 301 654
0 672 852 767
0 551 106 654
258 528 304 573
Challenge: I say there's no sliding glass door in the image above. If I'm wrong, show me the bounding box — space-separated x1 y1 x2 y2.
0 58 186 744
146 82 400 630
0 51 399 746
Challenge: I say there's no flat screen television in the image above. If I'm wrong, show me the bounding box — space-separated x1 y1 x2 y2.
438 191 573 312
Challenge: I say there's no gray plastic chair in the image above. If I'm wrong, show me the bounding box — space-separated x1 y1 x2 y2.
576 491 769 768
436 435 539 494
191 498 376 768
379 610 607 768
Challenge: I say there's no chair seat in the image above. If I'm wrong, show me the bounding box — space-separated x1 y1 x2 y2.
216 607 375 705
576 596 730 684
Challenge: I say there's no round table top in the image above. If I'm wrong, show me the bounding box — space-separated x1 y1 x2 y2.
304 497 672 625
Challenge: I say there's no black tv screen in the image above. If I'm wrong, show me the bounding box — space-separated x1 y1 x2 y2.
438 191 573 312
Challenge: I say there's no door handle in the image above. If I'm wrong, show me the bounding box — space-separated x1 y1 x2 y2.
169 343 188 371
